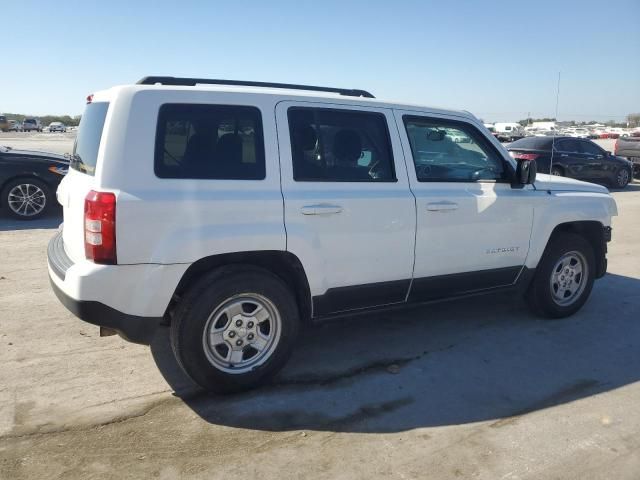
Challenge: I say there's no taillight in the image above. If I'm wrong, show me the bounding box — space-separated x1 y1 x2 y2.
84 190 116 264
513 153 540 161
614 139 619 155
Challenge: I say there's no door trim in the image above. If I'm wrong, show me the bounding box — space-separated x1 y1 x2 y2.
312 266 524 317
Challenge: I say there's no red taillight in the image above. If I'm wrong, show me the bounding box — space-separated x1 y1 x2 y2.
513 153 540 161
614 139 619 155
84 190 116 264
86 94 93 104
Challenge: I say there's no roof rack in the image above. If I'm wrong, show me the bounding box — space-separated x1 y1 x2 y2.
136 76 375 98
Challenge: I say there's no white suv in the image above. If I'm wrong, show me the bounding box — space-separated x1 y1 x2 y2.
48 77 618 393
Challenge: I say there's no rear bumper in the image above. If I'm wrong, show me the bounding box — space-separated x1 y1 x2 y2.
47 231 188 344
49 276 162 344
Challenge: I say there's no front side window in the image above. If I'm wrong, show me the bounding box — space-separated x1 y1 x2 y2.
579 140 604 156
155 104 265 180
403 116 506 182
288 108 396 182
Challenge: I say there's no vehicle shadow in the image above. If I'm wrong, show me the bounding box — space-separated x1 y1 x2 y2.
150 272 640 433
611 181 640 193
0 210 61 232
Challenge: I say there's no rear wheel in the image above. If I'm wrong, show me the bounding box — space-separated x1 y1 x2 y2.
551 166 564 176
2 178 51 220
526 233 595 318
170 266 300 393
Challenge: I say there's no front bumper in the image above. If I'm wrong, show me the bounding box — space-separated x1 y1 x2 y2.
47 231 186 344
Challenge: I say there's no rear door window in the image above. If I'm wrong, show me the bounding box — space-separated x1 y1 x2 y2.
288 107 396 182
555 139 581 153
155 104 265 180
71 102 109 176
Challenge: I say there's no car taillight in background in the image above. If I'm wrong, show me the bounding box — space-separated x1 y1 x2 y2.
614 139 619 155
512 153 540 161
84 190 117 264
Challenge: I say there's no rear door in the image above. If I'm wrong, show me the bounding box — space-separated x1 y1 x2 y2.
58 101 109 262
553 138 591 180
276 102 416 316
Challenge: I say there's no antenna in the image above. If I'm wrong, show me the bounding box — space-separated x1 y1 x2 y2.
550 71 561 174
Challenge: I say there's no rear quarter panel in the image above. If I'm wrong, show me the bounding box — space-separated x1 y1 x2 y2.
97 88 286 264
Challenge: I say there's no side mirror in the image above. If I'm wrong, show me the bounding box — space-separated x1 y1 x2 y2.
512 158 537 188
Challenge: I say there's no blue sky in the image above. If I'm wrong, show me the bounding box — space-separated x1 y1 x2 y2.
2 0 639 122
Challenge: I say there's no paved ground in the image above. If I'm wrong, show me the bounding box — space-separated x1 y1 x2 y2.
0 134 639 479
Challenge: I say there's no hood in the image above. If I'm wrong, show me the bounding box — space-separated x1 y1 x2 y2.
534 173 609 194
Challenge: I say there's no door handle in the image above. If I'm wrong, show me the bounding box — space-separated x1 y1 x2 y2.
426 201 459 212
301 204 343 215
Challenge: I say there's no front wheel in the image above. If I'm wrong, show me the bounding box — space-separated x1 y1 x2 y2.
613 167 630 189
526 233 595 318
170 266 300 393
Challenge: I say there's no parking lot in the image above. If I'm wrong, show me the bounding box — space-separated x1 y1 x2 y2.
1 134 639 479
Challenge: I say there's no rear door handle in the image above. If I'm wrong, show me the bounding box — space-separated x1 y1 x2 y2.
426 201 458 212
301 204 343 215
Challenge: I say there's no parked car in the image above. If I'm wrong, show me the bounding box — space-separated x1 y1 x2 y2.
8 120 23 132
49 76 617 393
22 118 42 132
0 115 9 132
569 128 589 138
0 145 69 219
615 136 640 178
493 122 525 142
508 136 633 188
48 122 67 133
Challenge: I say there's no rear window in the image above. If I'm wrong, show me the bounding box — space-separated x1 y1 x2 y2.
0 116 6 122
24 118 36 124
71 102 109 176
154 104 265 180
508 137 553 150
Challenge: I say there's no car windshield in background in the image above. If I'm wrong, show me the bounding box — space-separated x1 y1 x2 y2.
71 102 109 175
0 116 6 122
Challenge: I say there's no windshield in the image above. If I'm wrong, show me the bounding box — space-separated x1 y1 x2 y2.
71 102 109 176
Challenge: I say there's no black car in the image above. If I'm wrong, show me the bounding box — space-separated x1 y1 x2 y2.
0 145 69 219
507 136 634 188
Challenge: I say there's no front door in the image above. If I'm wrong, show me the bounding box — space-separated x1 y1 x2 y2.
395 111 536 301
277 102 416 316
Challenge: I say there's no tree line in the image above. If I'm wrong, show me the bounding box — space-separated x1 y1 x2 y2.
3 114 82 126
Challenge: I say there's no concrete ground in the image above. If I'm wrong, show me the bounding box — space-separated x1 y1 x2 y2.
0 134 639 479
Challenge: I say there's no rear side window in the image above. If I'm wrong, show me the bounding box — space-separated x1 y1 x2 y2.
155 104 265 180
288 107 396 182
71 102 109 176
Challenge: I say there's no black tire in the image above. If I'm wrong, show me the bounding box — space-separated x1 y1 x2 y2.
611 167 631 189
551 166 564 176
1 177 51 220
526 233 595 318
170 265 300 393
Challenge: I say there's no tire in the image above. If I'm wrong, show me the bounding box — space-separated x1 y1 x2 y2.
551 166 564 176
612 167 630 189
2 177 51 220
526 233 595 318
170 266 300 393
